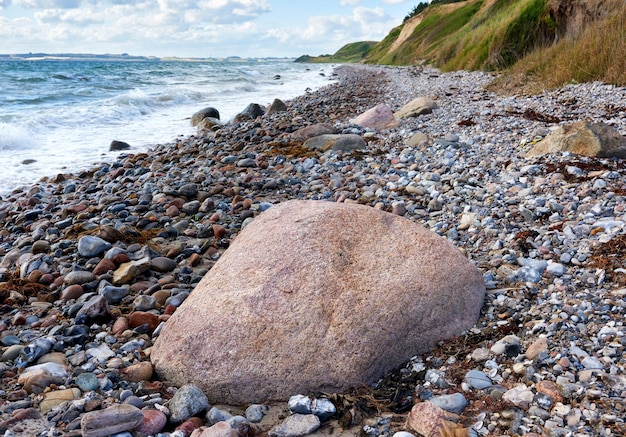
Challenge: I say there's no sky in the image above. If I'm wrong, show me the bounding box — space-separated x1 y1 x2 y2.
0 0 419 58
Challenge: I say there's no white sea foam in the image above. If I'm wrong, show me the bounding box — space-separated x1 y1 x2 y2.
0 123 35 151
0 60 335 196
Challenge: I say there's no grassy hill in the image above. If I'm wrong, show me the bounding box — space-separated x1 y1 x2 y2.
295 41 378 64
364 0 625 91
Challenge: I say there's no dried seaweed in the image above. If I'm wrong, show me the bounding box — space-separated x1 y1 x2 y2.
589 234 626 286
266 141 320 158
521 108 561 123
0 273 55 305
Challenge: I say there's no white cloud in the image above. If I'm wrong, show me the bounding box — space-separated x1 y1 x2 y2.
35 7 103 24
14 0 82 8
382 0 407 4
0 0 407 57
265 6 394 46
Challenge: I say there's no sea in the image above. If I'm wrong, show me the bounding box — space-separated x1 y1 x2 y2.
0 57 335 197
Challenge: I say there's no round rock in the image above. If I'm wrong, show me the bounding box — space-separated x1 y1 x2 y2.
168 384 210 424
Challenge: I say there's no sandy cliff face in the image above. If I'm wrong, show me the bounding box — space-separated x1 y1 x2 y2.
548 0 618 39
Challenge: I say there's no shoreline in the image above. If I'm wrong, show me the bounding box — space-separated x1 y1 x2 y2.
1 64 626 436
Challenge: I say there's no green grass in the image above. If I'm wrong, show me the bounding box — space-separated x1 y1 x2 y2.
363 0 625 90
294 41 378 64
493 0 626 91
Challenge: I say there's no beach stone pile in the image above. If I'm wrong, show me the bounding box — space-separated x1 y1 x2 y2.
0 64 625 437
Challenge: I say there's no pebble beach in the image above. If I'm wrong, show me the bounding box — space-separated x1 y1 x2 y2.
1 64 625 436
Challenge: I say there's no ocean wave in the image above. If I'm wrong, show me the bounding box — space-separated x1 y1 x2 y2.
0 123 35 151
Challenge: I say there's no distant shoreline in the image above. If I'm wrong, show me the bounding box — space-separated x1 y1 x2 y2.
0 53 297 63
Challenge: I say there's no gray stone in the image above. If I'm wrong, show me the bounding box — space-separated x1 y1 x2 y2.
133 295 157 311
245 404 269 423
502 384 535 406
110 140 131 151
546 262 566 276
2 345 24 362
76 295 110 321
77 236 112 258
76 372 100 392
267 98 288 115
581 356 604 370
237 158 257 168
491 335 522 357
182 200 201 215
86 344 115 364
169 384 210 424
234 103 264 122
303 134 367 153
430 393 468 414
465 369 492 390
288 395 312 414
151 257 178 273
311 398 336 420
269 414 320 437
179 183 199 199
64 270 96 285
80 404 144 437
191 107 220 126
99 283 130 304
207 406 233 425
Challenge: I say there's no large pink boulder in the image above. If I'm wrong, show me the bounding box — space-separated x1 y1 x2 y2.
151 200 485 404
350 103 399 130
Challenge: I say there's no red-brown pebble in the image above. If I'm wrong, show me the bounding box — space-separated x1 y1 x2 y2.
166 205 180 217
212 224 227 239
40 314 59 328
7 389 28 401
536 380 563 404
93 258 116 276
12 312 26 326
53 276 65 287
134 410 167 437
189 253 202 267
152 290 171 306
163 304 177 315
38 274 54 285
157 275 176 285
130 281 153 293
112 253 131 265
65 203 88 214
27 269 44 283
112 317 129 336
61 284 84 301
170 198 185 208
121 362 154 383
177 417 204 436
129 311 159 331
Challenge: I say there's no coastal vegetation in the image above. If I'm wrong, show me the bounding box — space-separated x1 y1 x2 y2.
314 0 625 91
295 41 378 64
